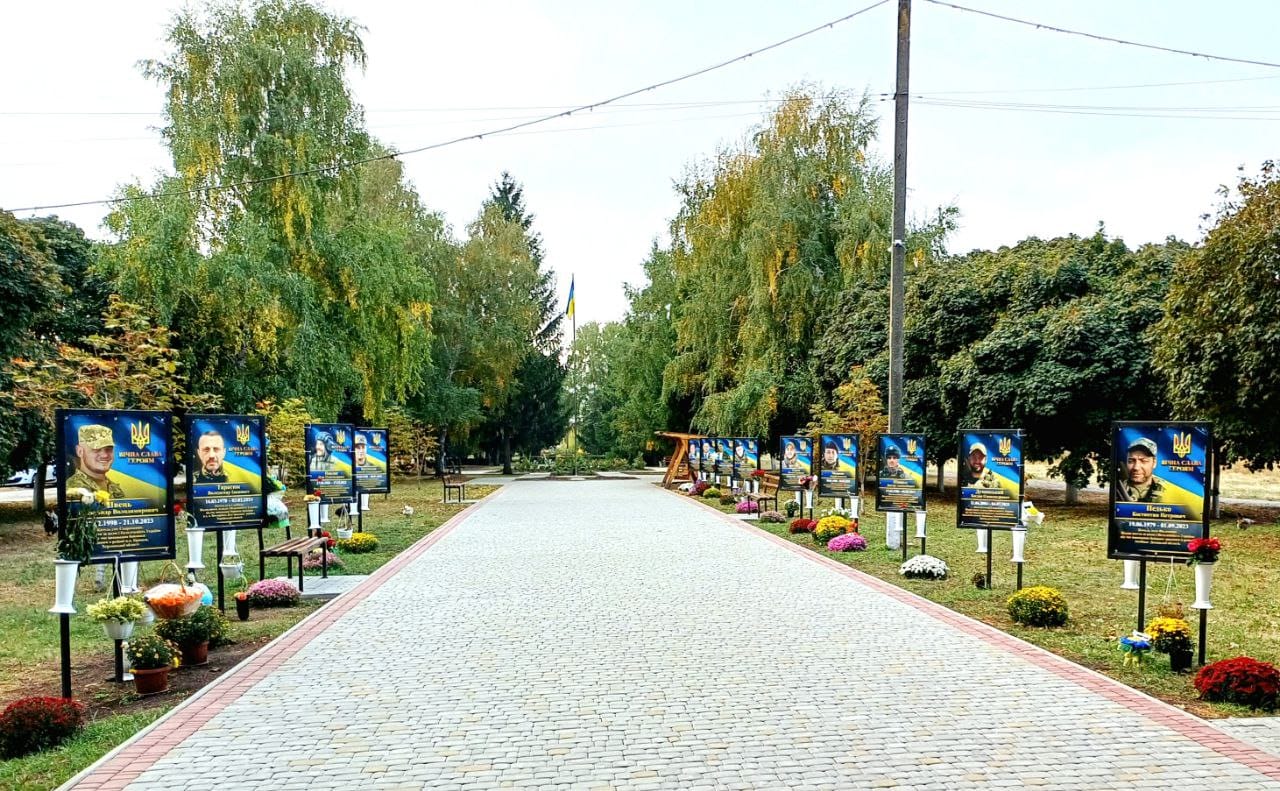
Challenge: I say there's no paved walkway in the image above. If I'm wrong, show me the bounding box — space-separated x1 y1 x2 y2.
68 480 1280 790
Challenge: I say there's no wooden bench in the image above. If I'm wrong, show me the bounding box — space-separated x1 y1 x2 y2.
258 523 329 593
743 477 778 515
442 475 467 504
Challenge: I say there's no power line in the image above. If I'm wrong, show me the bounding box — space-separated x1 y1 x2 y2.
6 0 891 214
923 0 1280 69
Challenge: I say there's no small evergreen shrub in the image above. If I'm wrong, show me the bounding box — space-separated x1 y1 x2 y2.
702 487 721 499
1007 586 1069 627
0 697 85 758
1195 657 1280 710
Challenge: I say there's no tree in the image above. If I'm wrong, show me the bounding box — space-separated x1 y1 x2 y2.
1154 162 1280 469
480 173 567 473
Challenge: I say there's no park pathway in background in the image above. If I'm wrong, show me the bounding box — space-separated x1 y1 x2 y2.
67 479 1280 790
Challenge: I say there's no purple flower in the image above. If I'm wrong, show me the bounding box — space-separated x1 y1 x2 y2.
827 533 868 552
735 500 759 514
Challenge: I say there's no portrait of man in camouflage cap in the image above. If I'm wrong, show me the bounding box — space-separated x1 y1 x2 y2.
66 424 125 498
1117 437 1165 503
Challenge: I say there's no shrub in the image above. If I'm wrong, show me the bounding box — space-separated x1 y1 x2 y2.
759 510 786 523
127 633 179 671
337 532 379 554
703 487 722 499
788 518 816 534
899 555 949 580
246 578 301 607
971 572 989 590
1195 657 1280 710
735 500 759 514
155 605 231 648
1007 586 1069 627
813 515 852 543
0 697 86 758
302 549 344 570
692 481 711 496
718 493 736 505
827 533 867 552
784 500 799 517
1147 617 1193 654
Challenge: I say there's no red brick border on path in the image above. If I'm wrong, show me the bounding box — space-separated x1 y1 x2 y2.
63 487 509 791
666 486 1280 783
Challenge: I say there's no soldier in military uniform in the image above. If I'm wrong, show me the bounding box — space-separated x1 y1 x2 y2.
194 430 228 484
961 442 998 489
309 433 337 473
822 440 841 472
1117 437 1166 503
66 424 125 498
879 445 907 478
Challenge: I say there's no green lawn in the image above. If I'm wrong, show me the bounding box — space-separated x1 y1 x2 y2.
0 477 494 787
694 488 1278 718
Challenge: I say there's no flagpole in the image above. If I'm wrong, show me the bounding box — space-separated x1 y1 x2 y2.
570 274 578 477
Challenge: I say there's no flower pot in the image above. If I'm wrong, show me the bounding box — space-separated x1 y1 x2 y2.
307 501 320 527
219 562 244 583
235 597 250 621
132 666 170 695
886 512 902 551
975 529 989 554
360 492 370 512
914 511 927 540
179 640 209 667
320 503 331 524
138 604 155 626
186 527 205 570
1121 559 1141 591
50 559 79 614
103 619 135 641
1170 647 1193 673
119 561 141 594
1192 562 1215 610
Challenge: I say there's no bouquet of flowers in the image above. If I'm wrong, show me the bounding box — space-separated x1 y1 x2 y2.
798 475 816 489
1119 631 1152 667
750 469 767 479
1146 617 1192 654
1186 537 1221 566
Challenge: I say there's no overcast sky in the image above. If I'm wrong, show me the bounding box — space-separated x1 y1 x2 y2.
3 1 1277 325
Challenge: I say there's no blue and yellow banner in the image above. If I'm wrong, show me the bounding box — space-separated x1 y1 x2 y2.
818 434 860 498
1109 422 1211 559
185 414 266 531
716 438 733 475
57 408 175 563
355 427 391 495
687 438 700 476
779 435 812 491
732 438 759 479
306 423 355 503
876 433 925 512
699 438 714 474
957 429 1023 530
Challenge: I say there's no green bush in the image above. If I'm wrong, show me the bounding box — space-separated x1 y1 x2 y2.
703 487 721 499
718 493 736 505
154 605 231 648
1007 586 1069 627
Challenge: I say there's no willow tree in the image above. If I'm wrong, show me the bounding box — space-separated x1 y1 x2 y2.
665 88 952 439
103 0 433 418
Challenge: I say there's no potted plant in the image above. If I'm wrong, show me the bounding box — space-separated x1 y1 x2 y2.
126 633 178 695
85 596 145 641
234 585 251 621
50 489 112 615
1147 617 1194 672
154 605 225 667
1187 537 1221 610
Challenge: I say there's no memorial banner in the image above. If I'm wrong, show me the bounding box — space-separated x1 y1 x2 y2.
305 423 355 503
1108 422 1211 560
957 429 1023 530
56 408 175 563
185 414 266 531
717 438 733 476
779 435 812 491
699 437 714 474
875 434 925 512
687 438 701 477
355 428 391 494
733 438 759 479
818 434 860 498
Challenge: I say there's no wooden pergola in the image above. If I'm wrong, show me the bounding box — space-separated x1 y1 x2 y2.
655 431 704 488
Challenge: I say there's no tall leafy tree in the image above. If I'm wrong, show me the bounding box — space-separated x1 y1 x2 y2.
1154 162 1280 468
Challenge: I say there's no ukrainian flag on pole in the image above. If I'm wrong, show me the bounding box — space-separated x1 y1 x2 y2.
565 275 575 319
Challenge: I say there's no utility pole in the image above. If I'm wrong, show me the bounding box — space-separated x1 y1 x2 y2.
888 0 911 433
